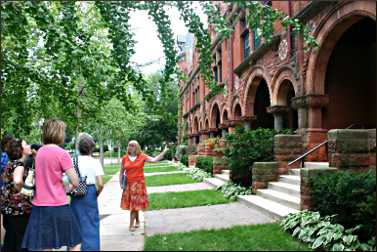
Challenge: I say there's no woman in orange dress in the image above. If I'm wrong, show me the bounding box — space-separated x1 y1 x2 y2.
120 140 168 231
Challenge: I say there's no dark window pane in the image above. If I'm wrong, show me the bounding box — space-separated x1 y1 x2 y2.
242 31 250 59
253 30 261 49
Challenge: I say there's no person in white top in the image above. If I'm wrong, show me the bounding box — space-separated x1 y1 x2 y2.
71 133 104 251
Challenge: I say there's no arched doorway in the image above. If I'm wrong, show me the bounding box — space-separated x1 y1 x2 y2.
222 110 229 136
234 104 242 120
211 104 221 137
322 17 376 129
253 79 274 129
193 117 199 144
277 80 298 130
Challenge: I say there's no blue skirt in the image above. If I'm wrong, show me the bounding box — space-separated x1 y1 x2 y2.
71 185 100 251
21 204 81 250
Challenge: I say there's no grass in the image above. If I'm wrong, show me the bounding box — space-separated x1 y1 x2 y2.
144 223 311 251
144 166 178 173
146 173 196 187
103 164 121 184
148 190 232 210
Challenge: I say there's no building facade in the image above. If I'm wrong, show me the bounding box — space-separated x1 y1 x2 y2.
177 1 376 162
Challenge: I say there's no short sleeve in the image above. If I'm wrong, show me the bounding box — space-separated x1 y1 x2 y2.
60 151 73 172
94 159 104 176
141 153 149 162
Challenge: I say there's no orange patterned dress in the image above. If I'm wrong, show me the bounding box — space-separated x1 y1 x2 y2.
120 153 149 211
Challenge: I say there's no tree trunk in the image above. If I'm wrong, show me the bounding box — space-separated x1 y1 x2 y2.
118 142 121 164
99 133 104 168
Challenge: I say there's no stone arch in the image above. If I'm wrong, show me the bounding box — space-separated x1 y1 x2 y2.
205 119 210 130
271 67 299 105
305 1 376 94
275 79 299 130
234 103 242 120
210 102 221 129
193 116 199 133
222 109 229 123
243 66 272 117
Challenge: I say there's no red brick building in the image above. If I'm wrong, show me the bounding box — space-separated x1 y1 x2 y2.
177 1 376 163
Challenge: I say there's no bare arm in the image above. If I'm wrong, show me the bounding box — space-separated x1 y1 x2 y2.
119 163 124 188
13 166 25 192
66 168 79 188
145 147 169 163
96 176 104 196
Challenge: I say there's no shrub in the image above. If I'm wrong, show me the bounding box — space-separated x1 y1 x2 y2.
224 127 277 187
311 169 376 242
216 182 252 201
281 210 376 251
196 156 213 174
180 155 188 167
186 145 196 155
164 145 177 160
186 167 212 182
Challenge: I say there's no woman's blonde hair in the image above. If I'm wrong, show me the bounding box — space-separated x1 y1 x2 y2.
42 119 66 145
127 140 142 156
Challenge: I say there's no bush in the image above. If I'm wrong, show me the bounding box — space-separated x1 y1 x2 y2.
196 156 213 174
224 127 277 187
216 182 252 201
186 167 212 182
311 170 376 242
180 155 188 167
186 145 196 155
164 145 177 160
281 210 376 251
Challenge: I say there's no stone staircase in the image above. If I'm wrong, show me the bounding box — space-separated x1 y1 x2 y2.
204 168 301 220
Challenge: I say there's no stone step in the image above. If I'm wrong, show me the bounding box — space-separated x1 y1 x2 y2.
279 175 300 186
256 189 300 210
268 182 300 197
204 177 226 188
214 174 230 182
288 169 301 176
222 170 230 175
238 195 299 220
304 162 329 168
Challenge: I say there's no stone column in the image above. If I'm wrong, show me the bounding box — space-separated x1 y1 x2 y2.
241 116 256 131
267 106 290 131
219 123 228 137
209 128 218 138
292 94 329 161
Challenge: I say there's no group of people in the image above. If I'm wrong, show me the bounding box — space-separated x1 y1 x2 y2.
0 118 168 251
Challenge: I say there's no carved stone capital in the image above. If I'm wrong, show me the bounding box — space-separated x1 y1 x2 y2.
267 106 290 115
291 94 329 109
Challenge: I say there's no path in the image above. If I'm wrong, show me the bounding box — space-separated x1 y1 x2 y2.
145 203 272 236
98 172 144 251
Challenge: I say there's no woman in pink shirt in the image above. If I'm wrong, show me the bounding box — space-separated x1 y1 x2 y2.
22 119 81 251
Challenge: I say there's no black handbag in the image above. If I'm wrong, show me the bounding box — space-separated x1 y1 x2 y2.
69 155 88 198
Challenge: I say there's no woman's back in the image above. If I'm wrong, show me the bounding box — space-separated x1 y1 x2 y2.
33 145 72 206
77 155 104 185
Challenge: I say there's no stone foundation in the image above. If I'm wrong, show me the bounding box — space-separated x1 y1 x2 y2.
252 162 278 193
213 156 228 175
328 129 376 171
274 134 304 174
300 167 337 210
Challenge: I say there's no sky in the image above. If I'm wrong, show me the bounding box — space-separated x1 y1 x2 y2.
129 3 207 75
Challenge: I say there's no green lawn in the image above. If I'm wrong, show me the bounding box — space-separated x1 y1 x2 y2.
146 173 196 187
148 190 232 210
144 223 311 251
103 164 121 184
144 166 178 173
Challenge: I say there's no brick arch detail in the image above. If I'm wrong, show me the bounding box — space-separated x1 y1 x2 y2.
305 1 376 94
271 67 298 106
243 66 272 117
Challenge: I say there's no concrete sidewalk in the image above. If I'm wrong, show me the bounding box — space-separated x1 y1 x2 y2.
98 172 144 251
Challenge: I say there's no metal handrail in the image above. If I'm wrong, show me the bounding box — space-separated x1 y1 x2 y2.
287 123 364 167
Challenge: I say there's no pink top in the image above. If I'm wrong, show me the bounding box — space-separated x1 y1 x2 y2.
32 145 73 206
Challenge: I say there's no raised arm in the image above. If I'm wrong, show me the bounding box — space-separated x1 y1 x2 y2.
145 146 169 163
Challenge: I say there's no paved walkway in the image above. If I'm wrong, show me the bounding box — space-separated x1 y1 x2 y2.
145 202 274 236
98 172 144 251
147 182 213 194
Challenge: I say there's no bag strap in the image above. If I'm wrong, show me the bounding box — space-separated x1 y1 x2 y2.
73 154 82 178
